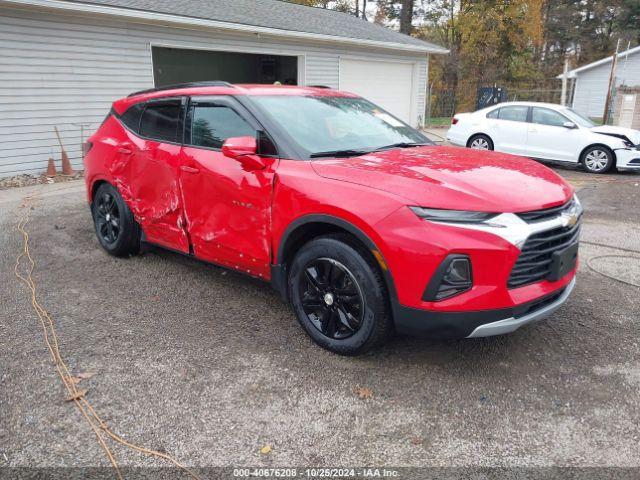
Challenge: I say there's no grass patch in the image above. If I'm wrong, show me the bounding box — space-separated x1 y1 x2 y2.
424 117 452 127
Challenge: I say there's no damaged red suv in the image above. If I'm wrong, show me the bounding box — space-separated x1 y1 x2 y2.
84 82 581 355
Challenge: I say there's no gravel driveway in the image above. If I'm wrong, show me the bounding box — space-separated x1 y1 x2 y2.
1 166 639 478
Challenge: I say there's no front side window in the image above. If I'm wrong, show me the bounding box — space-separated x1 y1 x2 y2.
531 107 567 127
498 106 528 122
250 95 429 157
139 101 181 142
563 108 595 128
191 105 256 149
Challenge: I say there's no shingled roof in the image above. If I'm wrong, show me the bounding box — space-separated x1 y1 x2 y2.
58 0 447 53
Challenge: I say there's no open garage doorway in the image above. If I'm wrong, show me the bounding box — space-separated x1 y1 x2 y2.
152 46 299 86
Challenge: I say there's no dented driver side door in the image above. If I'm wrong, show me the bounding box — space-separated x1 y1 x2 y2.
178 96 277 279
123 97 190 253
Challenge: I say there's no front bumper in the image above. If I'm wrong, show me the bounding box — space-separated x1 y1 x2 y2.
467 277 575 337
614 148 640 169
392 276 576 339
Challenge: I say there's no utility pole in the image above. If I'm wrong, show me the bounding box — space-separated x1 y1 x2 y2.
620 40 631 85
560 56 569 106
603 38 621 125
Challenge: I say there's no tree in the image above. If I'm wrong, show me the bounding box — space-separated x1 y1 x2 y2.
617 0 640 44
287 0 332 7
285 0 640 113
418 0 544 111
374 0 419 32
286 0 369 18
537 0 639 82
399 0 414 34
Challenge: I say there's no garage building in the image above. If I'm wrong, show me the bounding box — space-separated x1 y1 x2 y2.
0 0 447 177
559 44 640 119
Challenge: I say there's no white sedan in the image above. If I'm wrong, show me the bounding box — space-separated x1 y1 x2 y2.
446 101 640 173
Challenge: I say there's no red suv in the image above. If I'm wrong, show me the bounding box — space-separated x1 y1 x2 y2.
84 82 581 355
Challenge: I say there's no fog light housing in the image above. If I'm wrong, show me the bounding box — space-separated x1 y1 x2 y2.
423 254 473 301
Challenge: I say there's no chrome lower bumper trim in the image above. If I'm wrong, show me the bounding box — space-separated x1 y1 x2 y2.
466 277 576 338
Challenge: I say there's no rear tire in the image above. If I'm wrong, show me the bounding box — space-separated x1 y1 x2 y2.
581 145 613 174
91 183 140 257
288 235 392 355
467 134 494 150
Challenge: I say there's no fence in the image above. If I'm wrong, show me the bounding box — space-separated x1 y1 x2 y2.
424 79 572 126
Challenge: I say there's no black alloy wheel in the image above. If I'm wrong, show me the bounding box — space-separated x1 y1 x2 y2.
288 234 392 355
95 191 121 245
299 257 364 340
91 183 140 257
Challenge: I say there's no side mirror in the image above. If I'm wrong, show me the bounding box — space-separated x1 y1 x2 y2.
563 121 577 129
221 136 265 171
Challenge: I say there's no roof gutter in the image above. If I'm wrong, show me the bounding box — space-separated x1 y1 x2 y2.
2 0 449 54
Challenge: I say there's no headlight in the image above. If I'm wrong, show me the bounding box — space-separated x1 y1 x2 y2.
572 193 581 209
410 207 498 223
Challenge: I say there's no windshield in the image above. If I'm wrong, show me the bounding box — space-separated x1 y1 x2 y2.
562 108 595 128
250 95 430 157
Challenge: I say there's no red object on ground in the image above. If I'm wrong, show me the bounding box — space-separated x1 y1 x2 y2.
46 157 57 177
54 126 74 176
61 154 74 176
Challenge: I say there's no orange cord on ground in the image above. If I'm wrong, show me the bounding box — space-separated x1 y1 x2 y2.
14 197 202 480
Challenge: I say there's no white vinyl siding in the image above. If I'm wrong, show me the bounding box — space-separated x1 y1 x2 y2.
305 55 340 89
0 6 428 177
571 50 640 119
571 66 614 119
416 58 428 125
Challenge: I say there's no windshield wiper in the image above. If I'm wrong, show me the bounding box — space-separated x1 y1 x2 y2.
309 142 431 158
309 148 372 158
373 142 431 151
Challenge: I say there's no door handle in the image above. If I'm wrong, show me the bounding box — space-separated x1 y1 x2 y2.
117 147 133 155
180 165 200 174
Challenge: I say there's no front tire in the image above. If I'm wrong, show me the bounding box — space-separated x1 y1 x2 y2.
288 235 392 355
581 146 614 173
467 134 494 151
91 183 140 257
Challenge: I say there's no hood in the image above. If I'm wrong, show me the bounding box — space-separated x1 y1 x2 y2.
590 125 640 145
311 146 573 212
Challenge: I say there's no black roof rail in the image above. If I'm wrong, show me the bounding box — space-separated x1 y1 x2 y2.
128 81 233 97
308 85 332 89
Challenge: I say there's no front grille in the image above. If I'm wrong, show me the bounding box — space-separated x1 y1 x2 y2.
516 198 575 223
508 222 580 288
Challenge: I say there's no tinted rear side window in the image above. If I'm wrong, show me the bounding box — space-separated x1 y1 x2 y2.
120 103 144 132
139 101 181 142
486 108 500 119
498 106 528 122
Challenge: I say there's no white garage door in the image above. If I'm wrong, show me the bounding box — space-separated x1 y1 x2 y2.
339 58 415 124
